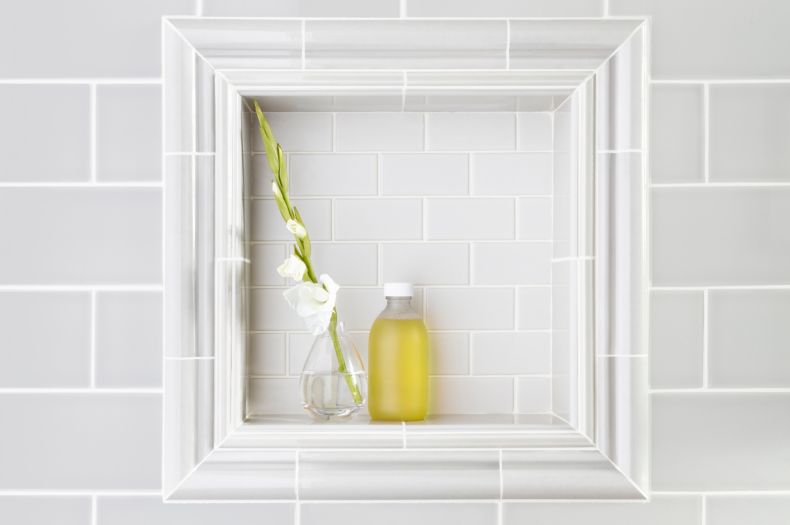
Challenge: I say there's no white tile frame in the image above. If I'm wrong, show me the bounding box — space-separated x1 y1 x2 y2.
162 17 649 502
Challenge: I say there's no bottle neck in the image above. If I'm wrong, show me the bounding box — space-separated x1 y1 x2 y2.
381 296 419 319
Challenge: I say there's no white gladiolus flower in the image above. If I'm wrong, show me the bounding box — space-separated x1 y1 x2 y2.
286 219 307 238
282 274 339 335
276 255 307 282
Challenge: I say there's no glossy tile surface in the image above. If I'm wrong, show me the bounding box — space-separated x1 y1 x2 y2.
709 290 790 387
0 188 161 284
97 496 294 525
710 84 790 182
611 0 790 78
650 84 704 182
652 188 790 285
652 393 790 490
299 450 500 499
0 85 89 181
0 292 90 387
650 291 704 388
0 394 161 488
305 20 507 69
95 292 162 387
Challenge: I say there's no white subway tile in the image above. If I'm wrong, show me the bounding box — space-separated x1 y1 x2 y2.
0 0 193 77
290 154 378 196
335 113 424 152
516 377 552 413
335 288 389 331
709 290 790 387
98 496 294 525
407 0 602 16
611 0 790 78
517 287 551 330
0 85 89 182
247 377 303 414
252 112 332 152
0 394 160 488
248 333 286 376
706 495 790 525
652 393 790 490
249 199 332 241
97 85 161 181
305 20 506 70
518 197 552 240
96 292 162 388
249 289 305 331
427 288 514 330
203 0 399 16
710 85 790 182
334 199 422 240
472 242 551 285
596 31 643 151
381 153 469 195
509 20 639 70
249 243 287 286
0 292 90 387
311 243 378 286
430 377 514 414
652 188 790 285
472 153 552 195
429 332 470 375
300 450 499 499
426 198 514 240
472 333 551 375
428 113 516 151
650 291 704 389
0 188 161 284
517 113 553 151
381 243 469 285
0 496 90 525
301 502 496 525
503 496 701 525
651 84 704 183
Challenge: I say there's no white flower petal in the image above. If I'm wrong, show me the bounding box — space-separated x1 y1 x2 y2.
276 255 306 281
281 275 340 334
285 219 307 238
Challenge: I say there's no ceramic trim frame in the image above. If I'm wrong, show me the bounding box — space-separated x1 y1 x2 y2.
162 17 650 501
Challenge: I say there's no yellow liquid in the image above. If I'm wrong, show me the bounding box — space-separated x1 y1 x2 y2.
368 318 429 421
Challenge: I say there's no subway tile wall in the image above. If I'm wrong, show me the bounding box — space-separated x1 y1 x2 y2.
245 110 554 416
1 1 789 524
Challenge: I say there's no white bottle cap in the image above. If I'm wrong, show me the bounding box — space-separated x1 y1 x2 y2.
383 282 414 298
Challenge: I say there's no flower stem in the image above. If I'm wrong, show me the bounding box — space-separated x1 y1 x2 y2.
329 310 363 405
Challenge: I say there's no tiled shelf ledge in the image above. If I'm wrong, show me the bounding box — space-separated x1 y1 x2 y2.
225 414 589 448
170 414 635 502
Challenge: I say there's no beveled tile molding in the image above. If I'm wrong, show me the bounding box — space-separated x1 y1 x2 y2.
163 17 650 501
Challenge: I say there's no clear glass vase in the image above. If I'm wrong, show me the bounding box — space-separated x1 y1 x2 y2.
299 322 367 420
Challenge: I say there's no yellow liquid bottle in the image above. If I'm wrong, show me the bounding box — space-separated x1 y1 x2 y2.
368 283 429 421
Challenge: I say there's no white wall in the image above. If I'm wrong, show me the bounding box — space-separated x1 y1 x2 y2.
1 1 789 524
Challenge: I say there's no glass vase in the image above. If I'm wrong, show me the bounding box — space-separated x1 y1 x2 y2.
299 322 367 420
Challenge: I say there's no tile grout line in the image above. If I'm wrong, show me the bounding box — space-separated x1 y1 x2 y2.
702 288 709 388
294 450 300 525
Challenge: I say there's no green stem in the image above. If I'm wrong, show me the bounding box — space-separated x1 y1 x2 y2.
329 310 363 405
